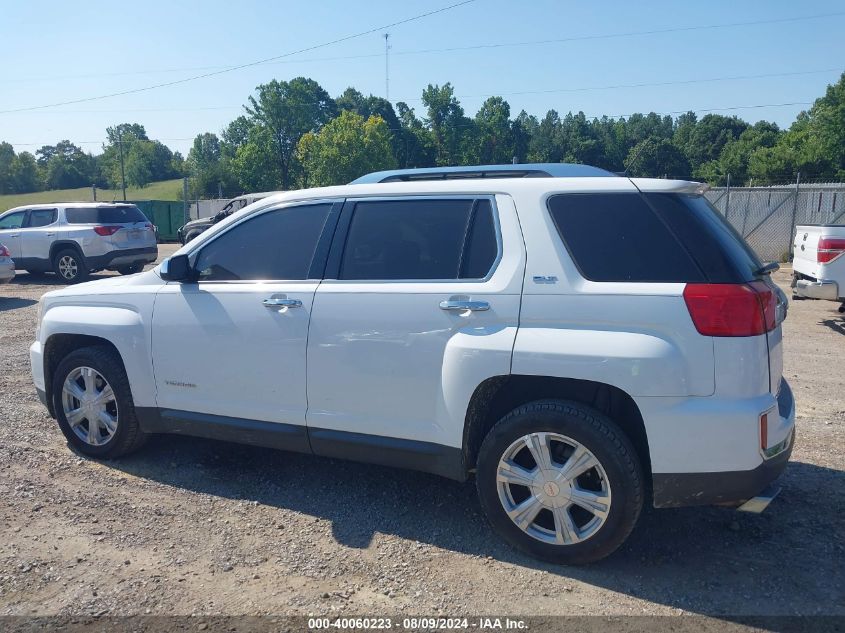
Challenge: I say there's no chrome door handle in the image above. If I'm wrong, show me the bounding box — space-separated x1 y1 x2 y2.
263 298 302 308
46 232 56 237
439 300 490 312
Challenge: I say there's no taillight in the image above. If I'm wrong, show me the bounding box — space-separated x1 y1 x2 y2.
818 237 845 264
683 282 776 337
0 244 10 257
93 225 121 236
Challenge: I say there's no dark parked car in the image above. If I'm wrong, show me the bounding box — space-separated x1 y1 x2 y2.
177 192 276 244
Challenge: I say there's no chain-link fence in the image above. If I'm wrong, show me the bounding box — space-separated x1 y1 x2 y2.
705 182 845 262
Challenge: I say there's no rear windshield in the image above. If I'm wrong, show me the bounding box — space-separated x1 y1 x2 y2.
65 205 147 224
643 193 764 282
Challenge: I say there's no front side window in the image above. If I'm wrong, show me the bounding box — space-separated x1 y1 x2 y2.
195 203 332 281
27 209 57 227
0 211 25 230
548 193 704 283
339 198 498 281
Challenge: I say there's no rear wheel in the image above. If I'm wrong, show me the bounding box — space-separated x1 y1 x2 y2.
52 346 146 458
117 263 144 275
476 400 643 564
52 249 88 284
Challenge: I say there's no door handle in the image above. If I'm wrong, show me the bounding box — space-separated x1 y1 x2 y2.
439 299 490 312
46 232 56 237
263 297 302 308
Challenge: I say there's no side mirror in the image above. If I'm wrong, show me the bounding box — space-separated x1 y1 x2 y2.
160 254 192 282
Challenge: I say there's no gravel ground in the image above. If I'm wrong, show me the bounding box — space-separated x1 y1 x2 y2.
0 247 843 620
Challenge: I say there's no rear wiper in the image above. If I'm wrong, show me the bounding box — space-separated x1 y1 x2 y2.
756 261 780 275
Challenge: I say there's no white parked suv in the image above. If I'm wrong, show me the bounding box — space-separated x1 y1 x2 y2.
0 203 158 283
30 164 795 563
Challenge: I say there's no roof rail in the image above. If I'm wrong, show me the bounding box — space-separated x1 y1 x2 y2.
350 163 615 184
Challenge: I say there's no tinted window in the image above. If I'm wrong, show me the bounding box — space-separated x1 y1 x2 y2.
66 205 147 224
460 199 498 278
27 209 57 227
644 193 763 282
0 212 26 230
339 198 494 280
548 193 704 283
195 204 331 281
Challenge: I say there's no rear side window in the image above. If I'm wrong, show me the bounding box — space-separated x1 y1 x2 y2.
195 203 332 281
27 208 57 227
65 205 147 224
644 193 763 282
548 193 704 283
338 198 498 280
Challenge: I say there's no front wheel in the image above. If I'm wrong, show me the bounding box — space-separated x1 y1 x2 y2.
52 346 147 458
476 400 643 564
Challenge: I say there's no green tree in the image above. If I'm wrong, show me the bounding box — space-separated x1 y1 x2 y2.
36 141 95 189
475 96 514 164
394 102 435 168
0 142 14 194
245 77 337 189
10 151 40 193
187 133 225 197
624 137 691 179
297 111 396 187
421 83 473 165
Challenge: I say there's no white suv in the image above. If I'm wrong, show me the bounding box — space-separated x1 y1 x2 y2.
0 202 158 283
29 164 795 563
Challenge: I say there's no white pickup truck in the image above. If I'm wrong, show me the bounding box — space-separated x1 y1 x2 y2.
792 224 845 311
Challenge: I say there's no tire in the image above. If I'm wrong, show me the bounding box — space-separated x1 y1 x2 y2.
476 400 643 565
52 346 147 459
52 248 88 284
117 263 144 275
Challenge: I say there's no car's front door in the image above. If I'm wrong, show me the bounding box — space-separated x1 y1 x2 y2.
0 210 27 259
151 200 340 446
306 195 525 471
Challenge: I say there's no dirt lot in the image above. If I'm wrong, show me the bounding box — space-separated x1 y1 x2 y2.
1 246 843 622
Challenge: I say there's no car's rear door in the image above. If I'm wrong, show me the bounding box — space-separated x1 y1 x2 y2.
151 200 341 443
305 195 525 472
19 208 59 264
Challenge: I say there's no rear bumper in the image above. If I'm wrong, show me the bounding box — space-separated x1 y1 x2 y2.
0 259 14 283
651 379 795 508
793 277 839 300
86 246 158 270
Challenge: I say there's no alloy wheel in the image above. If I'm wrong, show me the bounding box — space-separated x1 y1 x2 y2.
496 432 611 545
61 367 119 446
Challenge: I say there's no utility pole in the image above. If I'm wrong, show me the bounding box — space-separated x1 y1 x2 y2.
182 177 189 224
117 132 127 201
383 33 390 101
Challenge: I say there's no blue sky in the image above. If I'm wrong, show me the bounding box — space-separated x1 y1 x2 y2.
2 0 843 156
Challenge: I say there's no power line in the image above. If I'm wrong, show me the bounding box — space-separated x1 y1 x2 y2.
4 68 836 116
0 0 475 114
4 11 843 86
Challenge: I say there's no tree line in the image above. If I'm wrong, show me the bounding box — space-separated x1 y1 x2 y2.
0 123 184 195
1 72 843 197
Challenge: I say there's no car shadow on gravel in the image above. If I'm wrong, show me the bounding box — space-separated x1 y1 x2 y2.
11 272 122 286
819 317 845 335
0 296 37 311
103 435 845 618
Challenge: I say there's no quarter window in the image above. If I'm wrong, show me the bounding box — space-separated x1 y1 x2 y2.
195 203 332 281
339 198 498 280
548 193 704 283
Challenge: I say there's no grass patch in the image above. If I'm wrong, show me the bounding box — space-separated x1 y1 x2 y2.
0 179 183 212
